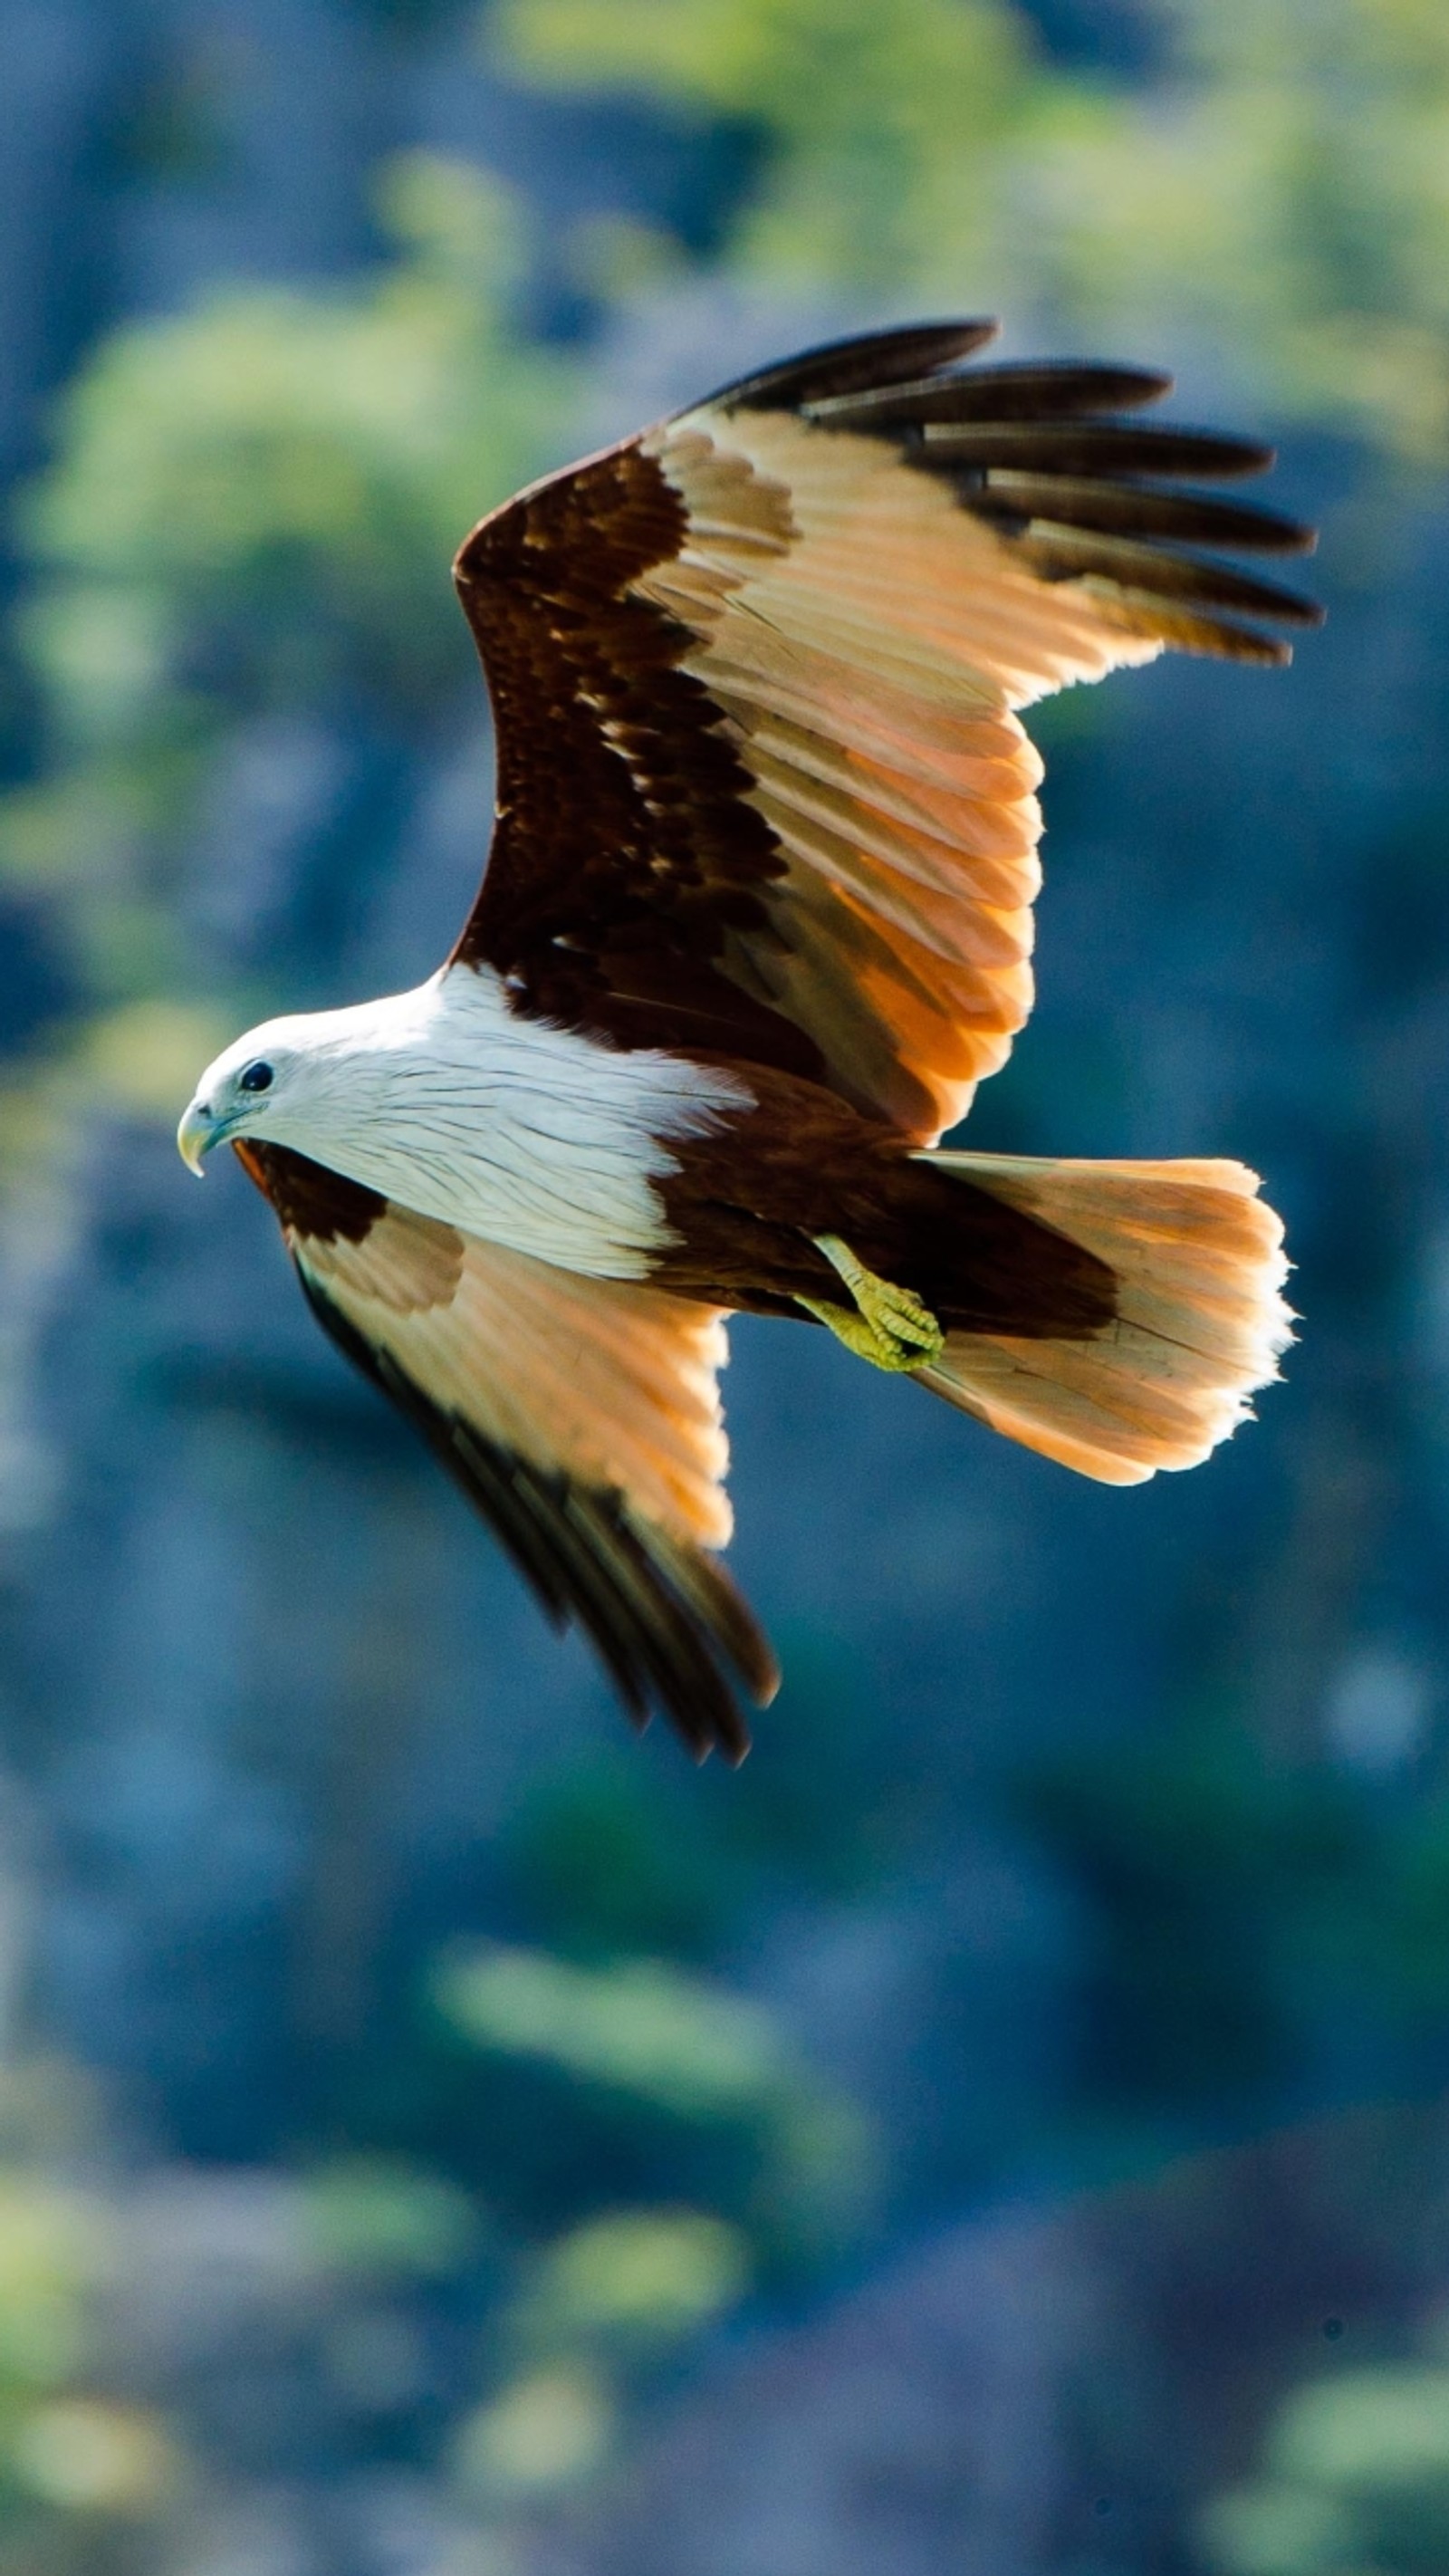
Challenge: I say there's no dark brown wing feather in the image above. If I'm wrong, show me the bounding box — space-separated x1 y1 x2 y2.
803 357 1174 428
715 317 1001 410
452 440 821 1072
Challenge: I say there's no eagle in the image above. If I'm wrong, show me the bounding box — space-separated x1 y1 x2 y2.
177 321 1319 1764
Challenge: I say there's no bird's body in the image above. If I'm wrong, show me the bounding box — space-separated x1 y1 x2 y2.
179 322 1320 1760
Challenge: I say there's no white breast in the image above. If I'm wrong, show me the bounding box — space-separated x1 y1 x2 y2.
261 966 751 1279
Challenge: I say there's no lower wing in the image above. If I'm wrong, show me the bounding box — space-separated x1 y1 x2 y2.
245 1146 777 1761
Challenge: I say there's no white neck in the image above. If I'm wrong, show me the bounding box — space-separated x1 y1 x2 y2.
256 966 750 1278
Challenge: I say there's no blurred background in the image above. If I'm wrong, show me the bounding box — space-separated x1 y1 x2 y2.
2 0 1449 2569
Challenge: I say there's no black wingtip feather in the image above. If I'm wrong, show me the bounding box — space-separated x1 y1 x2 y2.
918 420 1277 480
708 319 1000 415
1015 528 1324 626
806 360 1176 430
714 317 1319 657
964 473 1318 557
677 321 1321 669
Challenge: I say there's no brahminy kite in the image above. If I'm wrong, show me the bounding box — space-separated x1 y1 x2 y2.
178 322 1319 1761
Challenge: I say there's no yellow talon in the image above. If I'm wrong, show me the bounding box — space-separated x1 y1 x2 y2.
798 1236 945 1372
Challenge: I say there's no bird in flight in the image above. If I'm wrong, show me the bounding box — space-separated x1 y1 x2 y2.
178 322 1319 1764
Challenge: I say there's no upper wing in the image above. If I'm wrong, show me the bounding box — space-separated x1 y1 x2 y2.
235 1140 776 1762
452 320 1319 1141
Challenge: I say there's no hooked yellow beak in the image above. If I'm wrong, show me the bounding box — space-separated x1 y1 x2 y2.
177 1098 222 1176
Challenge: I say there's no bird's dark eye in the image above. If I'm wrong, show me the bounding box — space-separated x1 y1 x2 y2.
239 1060 273 1093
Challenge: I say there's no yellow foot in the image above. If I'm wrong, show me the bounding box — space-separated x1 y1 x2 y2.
798 1235 945 1372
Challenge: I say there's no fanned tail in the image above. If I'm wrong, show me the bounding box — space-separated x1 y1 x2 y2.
913 1151 1293 1485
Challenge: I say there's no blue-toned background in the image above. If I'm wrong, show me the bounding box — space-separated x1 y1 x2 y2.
3 4 1449 2570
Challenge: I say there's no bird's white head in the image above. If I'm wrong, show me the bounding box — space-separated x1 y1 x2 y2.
178 1015 310 1174
176 995 417 1176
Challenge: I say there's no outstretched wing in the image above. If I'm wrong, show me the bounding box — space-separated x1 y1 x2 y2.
235 1140 776 1762
452 320 1319 1141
